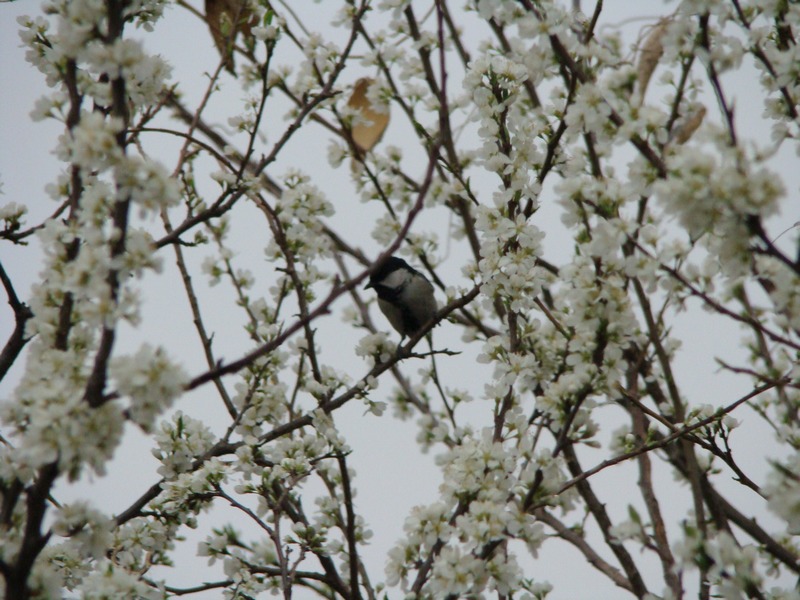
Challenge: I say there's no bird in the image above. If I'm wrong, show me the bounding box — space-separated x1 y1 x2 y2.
365 256 437 339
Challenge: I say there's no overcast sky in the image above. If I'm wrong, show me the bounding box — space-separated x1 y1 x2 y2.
1 1 798 598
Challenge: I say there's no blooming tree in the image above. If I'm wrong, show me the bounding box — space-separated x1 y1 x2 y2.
1 0 799 598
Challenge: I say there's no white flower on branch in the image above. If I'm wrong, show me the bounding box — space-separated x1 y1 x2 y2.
110 344 188 432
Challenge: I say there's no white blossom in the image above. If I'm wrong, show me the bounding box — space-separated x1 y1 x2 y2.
110 344 187 432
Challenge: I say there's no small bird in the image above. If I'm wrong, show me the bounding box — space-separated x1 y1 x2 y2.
365 256 437 339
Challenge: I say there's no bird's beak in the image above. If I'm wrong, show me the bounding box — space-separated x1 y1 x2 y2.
364 280 374 290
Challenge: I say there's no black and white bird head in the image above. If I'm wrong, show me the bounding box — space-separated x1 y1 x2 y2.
365 256 437 339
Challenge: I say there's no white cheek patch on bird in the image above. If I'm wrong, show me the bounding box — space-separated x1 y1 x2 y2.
379 268 410 291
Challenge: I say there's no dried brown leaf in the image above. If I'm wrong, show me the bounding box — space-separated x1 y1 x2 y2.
347 78 390 154
637 18 670 103
672 104 706 145
206 0 255 74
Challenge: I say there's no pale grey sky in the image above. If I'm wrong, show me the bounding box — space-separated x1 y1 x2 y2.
1 1 797 598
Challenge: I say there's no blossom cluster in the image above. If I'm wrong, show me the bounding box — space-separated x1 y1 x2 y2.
386 430 549 596
264 171 333 296
3 0 800 598
2 0 188 596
